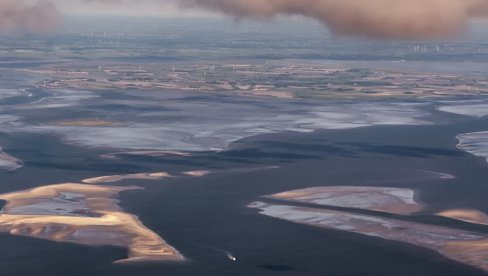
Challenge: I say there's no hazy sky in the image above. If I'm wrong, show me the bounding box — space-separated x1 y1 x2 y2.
2 0 488 39
54 0 186 16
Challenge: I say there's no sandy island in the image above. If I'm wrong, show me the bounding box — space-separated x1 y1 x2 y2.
252 186 488 272
0 183 184 263
269 186 423 215
249 202 488 272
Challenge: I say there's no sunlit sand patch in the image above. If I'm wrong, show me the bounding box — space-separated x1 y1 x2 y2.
249 202 488 272
0 183 184 263
82 172 173 184
183 170 210 177
53 119 122 127
437 209 488 226
100 151 192 159
270 186 423 215
0 147 23 172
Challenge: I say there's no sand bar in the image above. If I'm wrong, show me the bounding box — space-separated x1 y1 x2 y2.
183 170 210 177
419 170 456 180
0 183 184 263
437 209 488 226
0 148 23 172
438 103 488 118
249 202 488 272
82 172 173 184
457 132 488 165
270 186 423 215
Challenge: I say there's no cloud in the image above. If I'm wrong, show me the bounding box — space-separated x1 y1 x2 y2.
0 0 60 32
178 0 488 39
2 0 488 38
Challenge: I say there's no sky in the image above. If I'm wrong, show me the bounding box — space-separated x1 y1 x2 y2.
1 0 488 39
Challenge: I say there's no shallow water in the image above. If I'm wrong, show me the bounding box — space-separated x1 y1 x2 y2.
1 113 488 275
